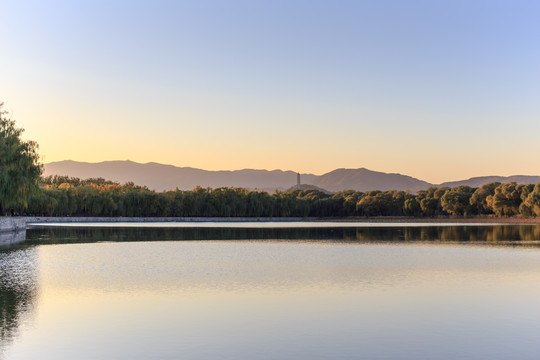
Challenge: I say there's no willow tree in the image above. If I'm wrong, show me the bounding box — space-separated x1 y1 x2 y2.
0 102 42 214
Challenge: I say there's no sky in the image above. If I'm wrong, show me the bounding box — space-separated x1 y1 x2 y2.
1 0 539 184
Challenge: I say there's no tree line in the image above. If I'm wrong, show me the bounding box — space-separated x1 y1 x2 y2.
2 101 540 219
16 176 540 218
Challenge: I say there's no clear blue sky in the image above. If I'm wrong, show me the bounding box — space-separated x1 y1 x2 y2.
1 0 539 183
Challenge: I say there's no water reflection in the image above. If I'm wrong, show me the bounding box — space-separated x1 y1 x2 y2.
0 247 38 355
355 225 540 245
2 225 540 360
25 224 540 247
0 231 26 249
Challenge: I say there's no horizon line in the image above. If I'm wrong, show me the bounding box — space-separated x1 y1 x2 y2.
43 159 540 185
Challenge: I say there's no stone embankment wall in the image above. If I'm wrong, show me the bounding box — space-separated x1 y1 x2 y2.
26 217 310 223
0 218 27 247
0 217 27 233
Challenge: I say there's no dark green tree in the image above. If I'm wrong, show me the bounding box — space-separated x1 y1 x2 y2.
469 182 499 215
403 197 421 216
441 185 475 216
487 182 523 216
0 102 42 213
416 187 448 216
519 183 540 217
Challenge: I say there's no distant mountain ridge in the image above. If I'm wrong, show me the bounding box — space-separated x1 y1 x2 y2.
310 168 431 192
438 175 540 188
44 160 317 192
43 160 540 193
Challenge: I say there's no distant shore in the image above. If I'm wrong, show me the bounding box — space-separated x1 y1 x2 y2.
23 216 540 224
24 216 310 224
317 216 540 224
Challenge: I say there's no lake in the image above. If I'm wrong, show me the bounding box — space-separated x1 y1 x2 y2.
1 223 540 359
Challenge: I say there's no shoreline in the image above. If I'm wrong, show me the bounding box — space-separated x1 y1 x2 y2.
316 216 540 224
23 216 540 225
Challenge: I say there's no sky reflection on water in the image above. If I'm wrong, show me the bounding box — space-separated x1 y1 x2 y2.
1 225 540 360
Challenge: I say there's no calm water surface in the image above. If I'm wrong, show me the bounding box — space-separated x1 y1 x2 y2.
1 224 540 360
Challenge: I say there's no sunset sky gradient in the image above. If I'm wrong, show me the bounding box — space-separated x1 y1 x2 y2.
1 0 539 183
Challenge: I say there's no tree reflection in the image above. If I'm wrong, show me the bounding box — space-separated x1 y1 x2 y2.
0 231 26 248
353 225 540 246
0 242 38 355
25 225 540 247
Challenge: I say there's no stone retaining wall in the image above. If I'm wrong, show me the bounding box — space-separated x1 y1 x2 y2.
0 217 27 233
26 216 310 224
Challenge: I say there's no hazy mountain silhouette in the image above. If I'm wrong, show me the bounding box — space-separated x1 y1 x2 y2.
44 160 317 192
43 160 540 193
310 168 431 192
438 175 540 188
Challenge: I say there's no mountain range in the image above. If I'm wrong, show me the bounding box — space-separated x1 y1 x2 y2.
43 160 540 193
